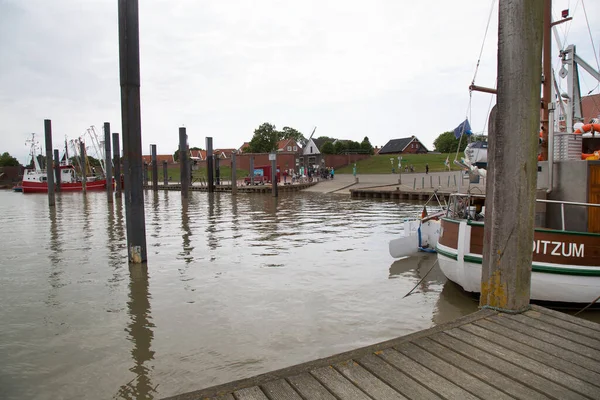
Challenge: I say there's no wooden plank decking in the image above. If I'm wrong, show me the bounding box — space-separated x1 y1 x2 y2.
163 305 600 400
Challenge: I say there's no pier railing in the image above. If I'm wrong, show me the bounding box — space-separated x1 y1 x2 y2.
536 198 600 231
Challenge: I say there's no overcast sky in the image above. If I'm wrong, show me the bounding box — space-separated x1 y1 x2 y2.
1 0 599 163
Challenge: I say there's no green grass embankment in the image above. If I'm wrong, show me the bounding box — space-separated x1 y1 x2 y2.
335 153 459 174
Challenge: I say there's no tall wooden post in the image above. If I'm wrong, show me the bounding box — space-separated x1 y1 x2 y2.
151 144 158 190
119 0 147 263
113 132 122 196
206 137 214 193
231 152 237 195
104 122 113 203
480 0 544 312
143 162 148 186
53 149 61 192
163 160 168 186
271 153 278 197
79 140 87 194
44 119 55 206
179 127 189 198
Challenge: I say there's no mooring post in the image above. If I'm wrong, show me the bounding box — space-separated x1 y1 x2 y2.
231 152 237 195
104 122 113 203
270 152 278 197
480 0 543 312
44 120 55 206
179 127 189 198
421 177 424 189
79 140 87 194
206 137 214 193
430 175 433 188
413 178 416 190
112 132 122 196
448 175 451 187
438 176 441 187
151 144 158 190
118 0 147 263
53 149 61 192
163 160 168 186
215 156 220 186
249 156 254 186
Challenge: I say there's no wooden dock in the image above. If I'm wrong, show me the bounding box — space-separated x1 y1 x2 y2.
350 188 453 201
164 305 600 400
143 182 316 194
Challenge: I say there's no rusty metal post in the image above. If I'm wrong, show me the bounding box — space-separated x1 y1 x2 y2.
79 140 87 194
104 122 113 202
231 152 237 195
481 0 543 312
249 156 254 186
119 0 147 263
215 156 220 186
206 137 214 193
163 160 168 186
44 119 55 206
179 127 189 198
53 149 61 192
112 132 122 196
270 152 278 197
151 144 158 190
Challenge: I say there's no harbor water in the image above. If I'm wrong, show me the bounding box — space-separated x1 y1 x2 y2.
0 189 594 399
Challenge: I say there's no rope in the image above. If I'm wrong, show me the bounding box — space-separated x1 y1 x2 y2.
402 259 439 298
471 0 497 87
481 304 531 314
574 293 600 316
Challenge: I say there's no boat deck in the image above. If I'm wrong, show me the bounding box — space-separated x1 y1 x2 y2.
164 305 600 400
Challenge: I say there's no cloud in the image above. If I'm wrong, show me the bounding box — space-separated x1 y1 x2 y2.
1 0 599 163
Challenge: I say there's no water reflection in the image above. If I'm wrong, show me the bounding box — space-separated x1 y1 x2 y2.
206 194 218 252
46 204 64 307
116 264 156 399
180 199 193 263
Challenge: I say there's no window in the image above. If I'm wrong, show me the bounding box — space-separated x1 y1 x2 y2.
293 146 297 151
287 146 292 151
310 146 313 153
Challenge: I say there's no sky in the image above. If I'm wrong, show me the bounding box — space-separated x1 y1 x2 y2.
1 0 599 164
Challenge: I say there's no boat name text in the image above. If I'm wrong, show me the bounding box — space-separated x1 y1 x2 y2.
532 240 584 258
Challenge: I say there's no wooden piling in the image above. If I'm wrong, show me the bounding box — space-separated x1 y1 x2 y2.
480 1 543 312
231 152 237 195
271 153 278 197
118 0 147 263
79 140 87 194
53 149 61 192
44 120 55 206
430 175 433 188
421 177 424 189
112 132 122 196
151 144 158 190
179 127 189 198
206 137 214 193
163 160 168 186
104 122 113 203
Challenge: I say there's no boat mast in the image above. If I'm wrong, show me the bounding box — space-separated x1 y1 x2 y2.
540 0 552 161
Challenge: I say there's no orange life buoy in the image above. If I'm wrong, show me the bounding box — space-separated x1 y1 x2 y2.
574 123 600 134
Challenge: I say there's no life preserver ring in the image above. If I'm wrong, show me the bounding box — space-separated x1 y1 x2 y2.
581 151 600 160
574 123 600 135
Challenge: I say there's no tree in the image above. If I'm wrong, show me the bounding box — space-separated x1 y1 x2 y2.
333 141 347 154
280 126 305 144
190 146 204 151
0 152 19 167
321 141 335 154
317 136 336 143
173 149 179 162
433 131 468 153
248 122 280 153
360 136 374 155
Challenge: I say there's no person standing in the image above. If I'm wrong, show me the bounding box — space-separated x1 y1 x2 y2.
330 168 335 179
425 163 429 174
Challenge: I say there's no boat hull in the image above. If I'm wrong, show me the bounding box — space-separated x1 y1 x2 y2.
22 179 111 193
437 218 600 303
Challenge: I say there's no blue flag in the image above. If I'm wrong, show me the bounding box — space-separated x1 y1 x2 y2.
453 119 472 139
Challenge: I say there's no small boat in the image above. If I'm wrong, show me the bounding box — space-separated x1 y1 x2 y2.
389 193 445 258
12 183 23 192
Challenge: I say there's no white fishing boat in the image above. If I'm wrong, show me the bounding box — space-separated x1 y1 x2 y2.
436 2 600 304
